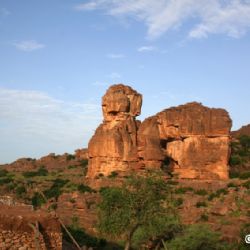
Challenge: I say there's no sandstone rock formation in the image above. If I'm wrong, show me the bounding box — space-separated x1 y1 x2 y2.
87 84 232 180
87 84 142 178
231 124 250 138
138 102 232 179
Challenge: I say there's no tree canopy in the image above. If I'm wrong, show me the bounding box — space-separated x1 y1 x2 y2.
97 171 178 250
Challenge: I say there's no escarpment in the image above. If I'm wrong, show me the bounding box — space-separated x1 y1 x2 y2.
87 84 232 180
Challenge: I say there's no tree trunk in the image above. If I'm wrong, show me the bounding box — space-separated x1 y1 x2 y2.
124 240 131 250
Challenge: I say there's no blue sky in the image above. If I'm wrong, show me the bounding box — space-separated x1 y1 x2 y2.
1 0 250 163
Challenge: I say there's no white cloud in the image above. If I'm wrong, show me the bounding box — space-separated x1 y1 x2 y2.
74 2 98 11
0 88 101 163
137 46 156 52
13 40 45 52
107 53 125 59
75 0 250 39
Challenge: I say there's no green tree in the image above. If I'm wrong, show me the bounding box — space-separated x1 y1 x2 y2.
97 171 178 250
164 224 230 250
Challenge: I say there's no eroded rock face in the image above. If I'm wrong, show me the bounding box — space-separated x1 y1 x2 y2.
87 85 232 180
87 84 142 178
138 102 232 180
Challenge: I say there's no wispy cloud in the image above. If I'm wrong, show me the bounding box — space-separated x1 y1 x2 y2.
137 46 156 52
0 88 101 163
107 53 125 59
13 40 45 52
75 0 250 39
74 2 98 11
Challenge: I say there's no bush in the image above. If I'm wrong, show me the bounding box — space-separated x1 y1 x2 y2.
63 226 106 248
239 171 250 180
227 182 238 188
175 187 194 194
22 166 48 178
44 178 69 199
31 192 46 208
0 177 13 185
15 186 26 197
208 188 228 201
80 159 88 167
242 180 250 189
0 169 8 177
77 184 95 193
229 155 243 166
200 213 209 221
174 197 183 207
195 189 208 196
66 154 75 161
229 171 240 179
164 224 229 250
108 171 118 178
196 201 207 208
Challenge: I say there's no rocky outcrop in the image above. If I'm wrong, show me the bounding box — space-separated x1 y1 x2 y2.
231 124 250 138
138 102 232 179
87 84 142 178
87 84 232 180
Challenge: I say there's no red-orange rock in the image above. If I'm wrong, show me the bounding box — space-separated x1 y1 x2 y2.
139 102 232 180
87 85 232 180
87 84 142 178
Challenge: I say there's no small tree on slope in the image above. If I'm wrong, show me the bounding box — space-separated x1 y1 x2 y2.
97 171 178 250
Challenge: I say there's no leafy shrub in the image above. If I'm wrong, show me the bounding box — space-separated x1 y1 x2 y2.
0 169 8 177
174 197 184 207
15 186 26 197
229 171 240 179
44 178 69 199
0 177 13 185
31 192 46 208
108 171 118 178
66 154 75 161
195 189 208 196
175 187 194 194
63 217 106 248
229 155 243 166
208 188 228 201
200 213 209 221
227 182 238 188
196 201 207 208
22 166 48 178
67 165 77 169
164 224 229 250
77 184 95 193
242 180 250 189
80 159 88 167
239 171 250 180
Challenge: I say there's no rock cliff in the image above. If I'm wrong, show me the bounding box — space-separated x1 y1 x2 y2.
87 84 232 180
